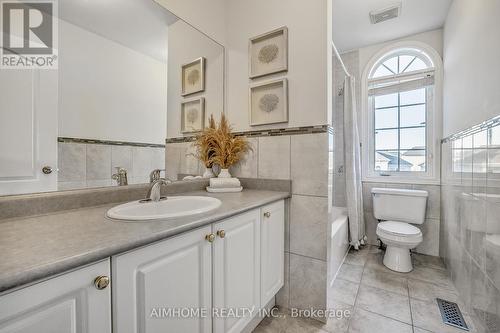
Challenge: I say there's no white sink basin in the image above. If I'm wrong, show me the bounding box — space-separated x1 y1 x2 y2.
107 196 222 221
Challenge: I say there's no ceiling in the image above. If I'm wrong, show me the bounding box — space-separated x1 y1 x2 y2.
59 0 179 62
333 0 453 52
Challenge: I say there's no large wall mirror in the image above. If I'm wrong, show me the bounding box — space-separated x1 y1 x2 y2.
0 0 224 196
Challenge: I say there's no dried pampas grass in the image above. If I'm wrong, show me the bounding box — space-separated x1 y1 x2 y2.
191 114 251 169
192 114 217 168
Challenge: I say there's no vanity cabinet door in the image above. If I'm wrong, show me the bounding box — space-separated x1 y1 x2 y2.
213 209 261 333
112 225 212 333
0 260 111 333
260 200 285 306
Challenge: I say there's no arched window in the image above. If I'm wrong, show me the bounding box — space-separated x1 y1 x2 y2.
370 50 433 78
362 44 441 182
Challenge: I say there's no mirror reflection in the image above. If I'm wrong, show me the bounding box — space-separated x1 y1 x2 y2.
0 0 224 196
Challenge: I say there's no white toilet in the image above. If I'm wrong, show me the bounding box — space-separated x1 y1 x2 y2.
371 188 428 273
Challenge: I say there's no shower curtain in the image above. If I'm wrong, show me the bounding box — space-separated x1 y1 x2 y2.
343 76 366 249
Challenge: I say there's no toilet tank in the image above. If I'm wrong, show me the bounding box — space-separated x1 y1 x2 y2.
371 188 428 224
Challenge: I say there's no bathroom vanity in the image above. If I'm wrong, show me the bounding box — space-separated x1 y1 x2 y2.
0 188 288 333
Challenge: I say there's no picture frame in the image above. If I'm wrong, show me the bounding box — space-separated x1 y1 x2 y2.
249 78 288 126
181 97 205 133
181 57 206 96
249 27 288 79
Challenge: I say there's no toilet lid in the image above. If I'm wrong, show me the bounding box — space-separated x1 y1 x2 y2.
377 221 422 236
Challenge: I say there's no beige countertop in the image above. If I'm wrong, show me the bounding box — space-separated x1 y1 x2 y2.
0 189 289 293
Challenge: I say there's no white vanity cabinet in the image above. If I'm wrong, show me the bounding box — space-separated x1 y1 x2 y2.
0 260 111 333
0 199 285 333
112 225 213 333
260 200 285 307
112 200 285 333
213 209 261 333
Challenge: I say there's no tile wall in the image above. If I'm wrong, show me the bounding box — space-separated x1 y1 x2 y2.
58 142 165 190
441 124 500 332
166 132 331 318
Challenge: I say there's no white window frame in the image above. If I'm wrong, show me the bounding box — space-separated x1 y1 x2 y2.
360 41 443 185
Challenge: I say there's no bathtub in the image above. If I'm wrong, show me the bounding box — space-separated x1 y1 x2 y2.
328 207 350 286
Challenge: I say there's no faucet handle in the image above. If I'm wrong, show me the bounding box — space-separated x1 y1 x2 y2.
113 166 127 174
149 169 166 183
112 167 128 186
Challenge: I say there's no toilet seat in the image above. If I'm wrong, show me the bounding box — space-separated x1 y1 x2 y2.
377 221 421 236
376 221 422 244
376 221 423 273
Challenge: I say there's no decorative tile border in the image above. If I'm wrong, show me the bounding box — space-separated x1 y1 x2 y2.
441 114 500 143
165 124 332 144
58 137 165 148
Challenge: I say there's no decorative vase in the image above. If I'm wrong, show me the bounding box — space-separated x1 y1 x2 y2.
212 164 221 177
202 167 215 178
218 168 232 178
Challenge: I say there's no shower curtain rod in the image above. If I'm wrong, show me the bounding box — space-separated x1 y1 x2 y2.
331 41 351 78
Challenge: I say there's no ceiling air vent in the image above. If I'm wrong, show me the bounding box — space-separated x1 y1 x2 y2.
369 3 402 24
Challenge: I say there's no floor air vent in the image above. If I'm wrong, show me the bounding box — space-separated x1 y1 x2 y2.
436 298 469 331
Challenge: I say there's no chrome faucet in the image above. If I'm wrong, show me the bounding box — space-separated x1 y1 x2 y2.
149 169 166 183
144 178 172 202
112 167 128 186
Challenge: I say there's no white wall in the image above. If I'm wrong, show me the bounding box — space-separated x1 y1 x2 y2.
443 0 500 137
225 0 329 131
167 20 224 138
58 20 167 144
154 0 226 45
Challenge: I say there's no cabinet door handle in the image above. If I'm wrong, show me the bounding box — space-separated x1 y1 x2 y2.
263 212 271 218
42 166 53 174
217 230 226 238
93 275 110 290
205 233 216 243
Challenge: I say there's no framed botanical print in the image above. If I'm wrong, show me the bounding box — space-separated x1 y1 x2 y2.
181 97 205 133
249 27 288 79
249 78 288 126
181 57 206 96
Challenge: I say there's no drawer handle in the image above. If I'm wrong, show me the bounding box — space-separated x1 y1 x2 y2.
205 233 216 243
264 212 271 218
217 230 226 238
93 276 110 290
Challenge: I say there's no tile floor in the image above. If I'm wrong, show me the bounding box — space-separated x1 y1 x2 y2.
254 245 483 333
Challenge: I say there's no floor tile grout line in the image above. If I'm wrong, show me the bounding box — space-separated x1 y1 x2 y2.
351 246 417 329
368 263 455 292
358 307 415 328
406 275 456 292
335 275 361 285
287 251 327 262
358 276 414 299
353 292 414 326
407 273 416 333
345 246 369 332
